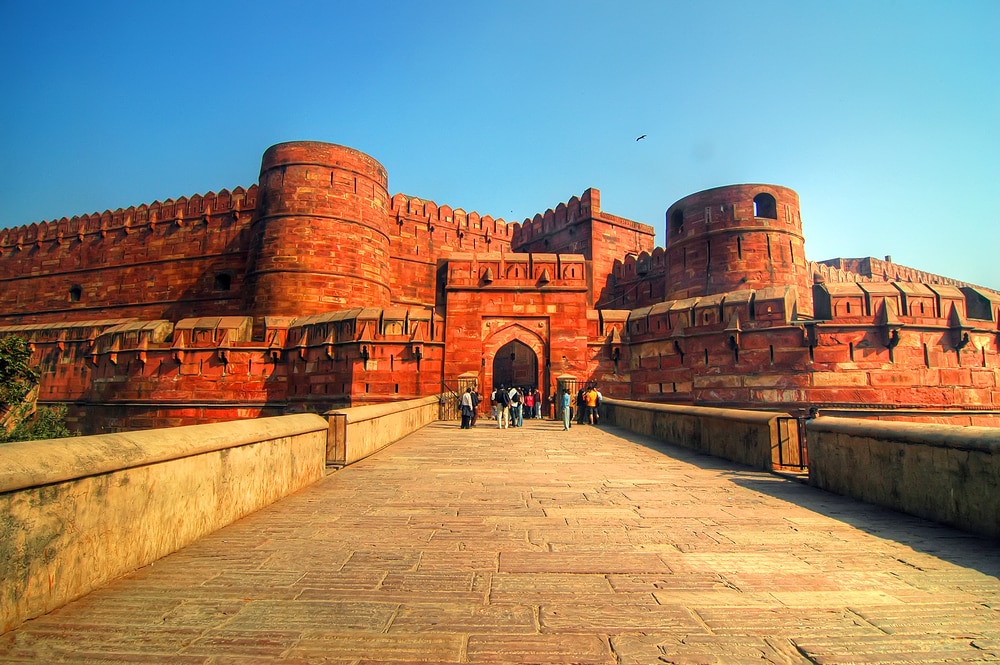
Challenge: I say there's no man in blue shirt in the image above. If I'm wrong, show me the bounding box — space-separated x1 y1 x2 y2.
561 388 572 430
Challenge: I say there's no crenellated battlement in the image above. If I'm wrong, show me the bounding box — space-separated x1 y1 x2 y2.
390 193 515 239
0 186 258 253
510 188 602 248
611 247 667 281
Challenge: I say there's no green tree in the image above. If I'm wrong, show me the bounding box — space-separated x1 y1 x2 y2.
0 336 38 409
1 406 76 443
0 335 77 442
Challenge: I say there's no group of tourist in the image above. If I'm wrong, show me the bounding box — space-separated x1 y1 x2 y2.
461 383 602 431
490 385 543 429
459 387 481 429
577 384 603 425
561 383 603 430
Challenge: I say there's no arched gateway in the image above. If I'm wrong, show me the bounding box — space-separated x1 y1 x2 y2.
492 340 538 391
481 324 548 414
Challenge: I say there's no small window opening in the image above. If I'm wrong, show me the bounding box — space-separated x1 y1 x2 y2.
704 348 709 365
213 272 232 291
737 236 743 260
69 285 82 302
769 345 774 365
753 192 777 219
670 209 684 235
849 342 855 361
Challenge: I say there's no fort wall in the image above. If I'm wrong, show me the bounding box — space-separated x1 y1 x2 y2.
388 193 515 307
0 187 257 325
622 281 1000 425
1 141 996 432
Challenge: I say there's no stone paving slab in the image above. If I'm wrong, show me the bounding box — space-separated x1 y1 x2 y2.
1 420 999 663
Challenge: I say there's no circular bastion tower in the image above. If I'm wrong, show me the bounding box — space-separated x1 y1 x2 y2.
245 141 393 317
664 184 812 317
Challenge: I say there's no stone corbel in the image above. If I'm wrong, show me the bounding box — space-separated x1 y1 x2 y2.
800 321 818 348
948 305 973 352
172 334 186 364
725 313 742 351
874 300 903 349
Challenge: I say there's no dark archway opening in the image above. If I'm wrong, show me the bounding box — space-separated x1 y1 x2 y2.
492 339 538 391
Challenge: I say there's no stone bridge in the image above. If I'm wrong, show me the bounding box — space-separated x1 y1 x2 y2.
1 403 998 663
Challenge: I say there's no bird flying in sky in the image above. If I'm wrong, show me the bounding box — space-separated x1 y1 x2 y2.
636 135 646 141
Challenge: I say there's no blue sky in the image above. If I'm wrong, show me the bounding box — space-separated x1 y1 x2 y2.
2 1 997 288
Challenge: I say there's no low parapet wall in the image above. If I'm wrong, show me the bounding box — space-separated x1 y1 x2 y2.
807 417 1000 539
325 395 441 466
603 398 783 470
0 413 329 634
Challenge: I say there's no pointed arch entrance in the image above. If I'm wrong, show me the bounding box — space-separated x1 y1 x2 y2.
492 339 538 390
481 322 549 415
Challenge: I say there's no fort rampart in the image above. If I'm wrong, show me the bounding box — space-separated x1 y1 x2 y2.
0 142 997 430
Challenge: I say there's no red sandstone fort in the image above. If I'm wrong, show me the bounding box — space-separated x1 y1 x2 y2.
1 141 998 431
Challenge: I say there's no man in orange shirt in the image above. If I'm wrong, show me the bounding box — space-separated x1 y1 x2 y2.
583 385 599 425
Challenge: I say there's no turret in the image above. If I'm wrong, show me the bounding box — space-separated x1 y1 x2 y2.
664 184 812 317
245 141 392 317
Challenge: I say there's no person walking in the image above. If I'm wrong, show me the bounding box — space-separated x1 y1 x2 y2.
594 385 603 425
510 386 523 427
495 384 510 429
470 388 481 426
577 387 587 424
523 388 534 423
561 388 572 430
533 388 542 418
584 385 599 425
460 388 474 429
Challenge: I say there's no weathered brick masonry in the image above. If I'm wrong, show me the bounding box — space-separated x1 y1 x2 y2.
1 140 998 432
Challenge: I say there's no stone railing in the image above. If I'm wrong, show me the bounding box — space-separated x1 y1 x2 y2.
807 417 1000 539
0 413 329 634
602 398 785 471
325 395 441 466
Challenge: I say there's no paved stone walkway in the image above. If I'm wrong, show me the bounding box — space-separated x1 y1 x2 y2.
2 419 999 664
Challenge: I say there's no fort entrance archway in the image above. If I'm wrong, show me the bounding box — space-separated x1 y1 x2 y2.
492 340 538 391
